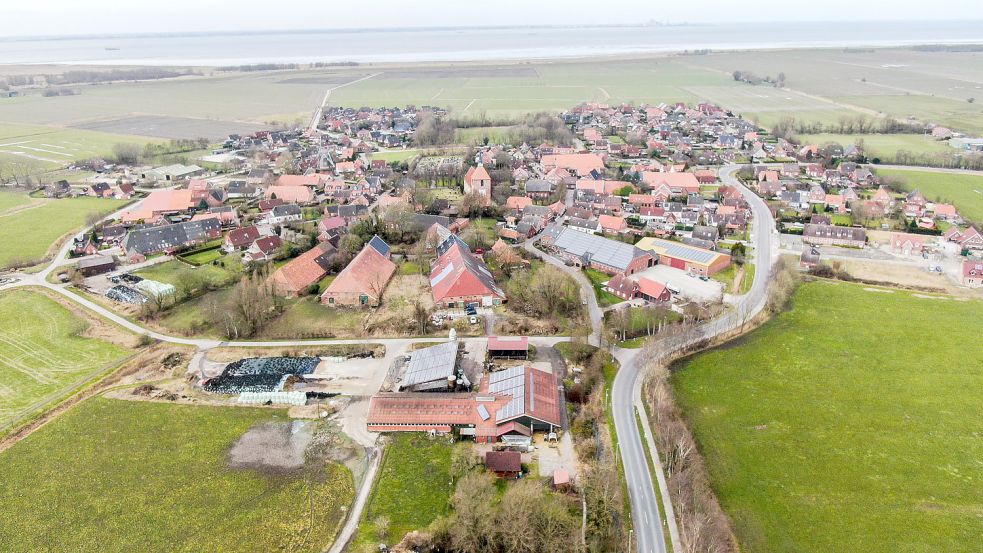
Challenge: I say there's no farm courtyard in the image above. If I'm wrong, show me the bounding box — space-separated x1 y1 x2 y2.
672 281 983 553
0 397 355 552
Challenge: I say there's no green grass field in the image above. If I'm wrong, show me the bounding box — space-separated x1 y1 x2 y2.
0 290 128 435
354 433 453 550
0 194 126 268
371 150 420 163
0 189 32 212
135 257 242 289
0 397 355 551
0 122 158 169
874 168 983 224
672 281 983 553
798 133 951 158
585 268 623 307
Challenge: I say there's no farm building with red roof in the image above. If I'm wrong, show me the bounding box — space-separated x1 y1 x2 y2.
322 236 396 307
367 365 562 442
430 235 505 308
268 242 337 297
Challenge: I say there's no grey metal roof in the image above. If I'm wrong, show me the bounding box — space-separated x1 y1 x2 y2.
401 341 458 388
551 227 646 272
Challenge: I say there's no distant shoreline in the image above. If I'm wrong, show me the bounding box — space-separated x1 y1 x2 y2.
1 21 981 68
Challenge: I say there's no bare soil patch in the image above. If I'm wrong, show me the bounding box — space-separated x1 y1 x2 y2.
70 115 272 140
227 420 314 473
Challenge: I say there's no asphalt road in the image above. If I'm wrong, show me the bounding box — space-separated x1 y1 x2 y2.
609 164 778 553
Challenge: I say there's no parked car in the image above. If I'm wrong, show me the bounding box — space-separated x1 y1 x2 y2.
469 315 478 325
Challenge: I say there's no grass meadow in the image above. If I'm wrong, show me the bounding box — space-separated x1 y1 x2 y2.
0 194 126 268
353 433 453 551
672 281 983 553
0 290 128 436
874 168 983 224
0 397 355 552
798 133 952 158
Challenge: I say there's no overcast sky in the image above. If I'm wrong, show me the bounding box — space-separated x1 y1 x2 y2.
5 0 983 37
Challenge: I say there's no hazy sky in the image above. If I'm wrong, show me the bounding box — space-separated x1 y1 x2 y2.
6 0 983 37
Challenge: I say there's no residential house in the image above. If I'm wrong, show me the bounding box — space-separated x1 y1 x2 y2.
962 260 983 287
524 178 554 200
264 185 315 205
224 225 262 252
637 277 671 302
802 223 867 248
605 273 639 300
121 218 222 261
268 242 337 297
322 236 396 307
267 204 303 225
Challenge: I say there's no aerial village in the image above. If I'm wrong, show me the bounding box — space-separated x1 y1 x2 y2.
42 99 983 532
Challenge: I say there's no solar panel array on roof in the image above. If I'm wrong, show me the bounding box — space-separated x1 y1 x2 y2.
477 404 490 421
368 235 391 257
551 227 645 272
661 242 715 264
401 341 458 388
488 366 526 422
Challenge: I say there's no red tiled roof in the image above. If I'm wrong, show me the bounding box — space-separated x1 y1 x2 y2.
642 171 700 192
141 189 196 213
321 242 396 302
542 153 606 176
268 243 334 295
367 393 486 426
638 277 669 299
487 336 528 351
226 225 261 248
430 237 504 303
276 174 328 187
265 185 314 204
485 450 521 472
598 214 627 231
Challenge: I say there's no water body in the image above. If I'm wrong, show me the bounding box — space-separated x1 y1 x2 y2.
1 21 982 66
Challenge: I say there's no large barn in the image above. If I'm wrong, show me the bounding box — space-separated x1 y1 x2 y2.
635 237 731 276
367 365 562 443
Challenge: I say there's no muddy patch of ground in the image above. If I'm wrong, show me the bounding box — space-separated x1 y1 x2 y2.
228 420 315 474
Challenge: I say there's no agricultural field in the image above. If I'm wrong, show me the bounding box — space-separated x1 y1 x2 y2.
353 433 454 551
874 168 983 224
0 122 158 169
0 289 129 436
0 194 127 268
798 133 952 158
672 281 983 553
0 397 355 551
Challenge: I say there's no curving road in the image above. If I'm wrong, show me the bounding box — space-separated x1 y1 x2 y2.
610 164 777 553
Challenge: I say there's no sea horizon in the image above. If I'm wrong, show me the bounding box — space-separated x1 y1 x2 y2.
1 20 982 67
